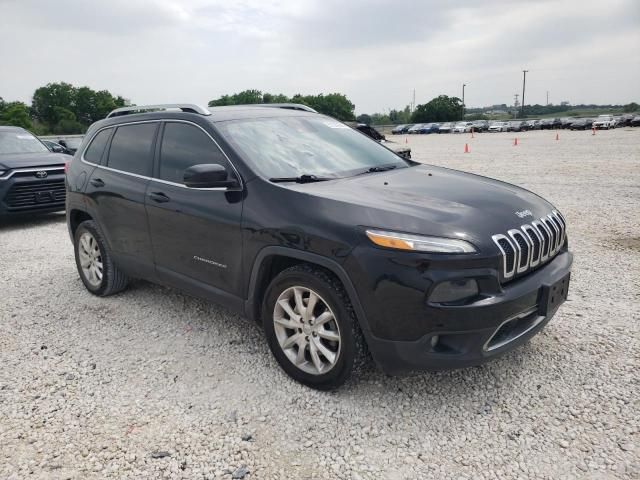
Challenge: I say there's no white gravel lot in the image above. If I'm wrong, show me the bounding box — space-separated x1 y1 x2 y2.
1 128 638 479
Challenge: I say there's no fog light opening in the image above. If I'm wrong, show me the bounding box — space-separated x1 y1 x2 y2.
428 278 479 304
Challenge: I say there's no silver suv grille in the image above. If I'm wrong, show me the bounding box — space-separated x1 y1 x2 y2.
492 210 566 281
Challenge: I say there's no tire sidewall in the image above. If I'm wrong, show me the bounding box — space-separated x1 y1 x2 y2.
74 221 110 295
262 269 357 389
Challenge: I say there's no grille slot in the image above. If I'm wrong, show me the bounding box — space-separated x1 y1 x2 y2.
4 179 66 209
492 211 567 282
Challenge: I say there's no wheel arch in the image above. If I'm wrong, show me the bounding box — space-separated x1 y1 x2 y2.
245 247 372 337
68 209 94 236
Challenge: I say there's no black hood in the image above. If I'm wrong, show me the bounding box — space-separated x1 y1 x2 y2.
286 165 556 252
0 151 69 170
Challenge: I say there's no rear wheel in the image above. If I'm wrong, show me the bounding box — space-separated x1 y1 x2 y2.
262 264 368 389
74 220 129 296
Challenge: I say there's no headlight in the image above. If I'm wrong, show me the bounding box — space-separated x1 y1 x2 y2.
365 229 477 253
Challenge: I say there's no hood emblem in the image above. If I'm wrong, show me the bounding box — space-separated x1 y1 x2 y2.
35 171 48 179
515 209 533 218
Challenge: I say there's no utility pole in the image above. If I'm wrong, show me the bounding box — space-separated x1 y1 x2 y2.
514 94 520 118
521 69 528 118
462 83 466 119
546 90 549 106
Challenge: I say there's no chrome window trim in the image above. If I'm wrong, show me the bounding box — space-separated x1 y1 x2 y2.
492 233 516 279
532 220 551 262
0 166 66 180
508 228 530 273
80 119 243 192
522 224 542 267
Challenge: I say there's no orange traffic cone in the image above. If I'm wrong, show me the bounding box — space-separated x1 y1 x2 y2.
592 127 596 135
513 137 518 146
464 143 470 153
555 132 559 141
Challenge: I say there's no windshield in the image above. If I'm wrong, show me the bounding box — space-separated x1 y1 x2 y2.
216 116 409 179
0 130 49 155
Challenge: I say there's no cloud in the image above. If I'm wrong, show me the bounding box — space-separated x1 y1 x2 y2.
0 0 638 113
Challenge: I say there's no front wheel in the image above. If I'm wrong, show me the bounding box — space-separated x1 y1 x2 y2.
262 264 368 390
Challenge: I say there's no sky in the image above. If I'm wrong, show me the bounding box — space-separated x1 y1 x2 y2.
1 0 639 114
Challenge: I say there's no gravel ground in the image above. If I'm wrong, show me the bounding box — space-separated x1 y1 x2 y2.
1 128 638 479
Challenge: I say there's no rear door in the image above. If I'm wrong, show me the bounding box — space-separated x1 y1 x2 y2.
84 121 158 279
145 121 244 306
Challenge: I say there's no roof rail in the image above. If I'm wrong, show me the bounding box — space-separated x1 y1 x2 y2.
106 104 211 118
250 103 318 113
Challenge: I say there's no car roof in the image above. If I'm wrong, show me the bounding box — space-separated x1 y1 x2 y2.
0 126 27 132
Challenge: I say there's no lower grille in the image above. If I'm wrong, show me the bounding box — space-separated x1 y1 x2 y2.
492 210 566 281
4 179 66 209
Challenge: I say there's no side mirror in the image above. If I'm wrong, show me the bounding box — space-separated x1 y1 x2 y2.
51 145 64 153
183 163 239 189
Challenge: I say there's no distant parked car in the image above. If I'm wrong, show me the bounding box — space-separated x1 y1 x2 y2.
348 123 411 160
391 124 407 135
41 140 73 155
407 124 424 134
631 116 640 127
616 114 634 127
452 122 474 133
471 120 489 132
569 118 593 130
418 123 440 134
438 122 454 133
55 137 84 154
507 121 528 132
560 117 575 129
526 119 542 130
592 115 616 130
541 118 562 130
488 121 509 132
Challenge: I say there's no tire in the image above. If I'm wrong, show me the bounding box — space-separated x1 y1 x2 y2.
262 264 368 390
74 220 129 296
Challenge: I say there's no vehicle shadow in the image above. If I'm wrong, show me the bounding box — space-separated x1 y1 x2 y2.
0 212 66 232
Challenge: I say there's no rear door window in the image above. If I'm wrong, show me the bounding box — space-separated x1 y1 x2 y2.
83 129 112 164
107 123 157 176
158 122 229 184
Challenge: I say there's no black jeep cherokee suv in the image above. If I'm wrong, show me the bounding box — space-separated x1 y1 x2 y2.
0 126 68 217
66 104 573 389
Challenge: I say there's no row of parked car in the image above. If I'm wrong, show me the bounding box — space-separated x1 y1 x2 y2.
391 114 640 135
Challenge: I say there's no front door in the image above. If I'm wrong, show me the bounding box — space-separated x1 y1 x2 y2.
145 121 244 305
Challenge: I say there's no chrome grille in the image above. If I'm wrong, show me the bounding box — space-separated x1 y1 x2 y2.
492 210 566 281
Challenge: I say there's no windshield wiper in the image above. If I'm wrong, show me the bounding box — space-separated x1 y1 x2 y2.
269 174 334 184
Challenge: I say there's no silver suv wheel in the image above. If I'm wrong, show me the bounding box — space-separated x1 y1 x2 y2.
273 286 341 375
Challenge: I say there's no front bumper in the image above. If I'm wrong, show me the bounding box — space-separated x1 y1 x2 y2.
0 173 66 216
349 248 573 374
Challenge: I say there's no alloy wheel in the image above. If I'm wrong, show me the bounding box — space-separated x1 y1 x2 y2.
78 232 103 288
273 286 341 375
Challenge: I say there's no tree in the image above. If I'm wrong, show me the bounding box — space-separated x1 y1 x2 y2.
411 95 463 123
624 102 639 113
0 102 33 129
31 82 126 133
356 113 372 124
208 90 356 121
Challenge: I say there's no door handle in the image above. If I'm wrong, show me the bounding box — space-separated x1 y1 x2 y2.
149 191 170 203
90 178 105 187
